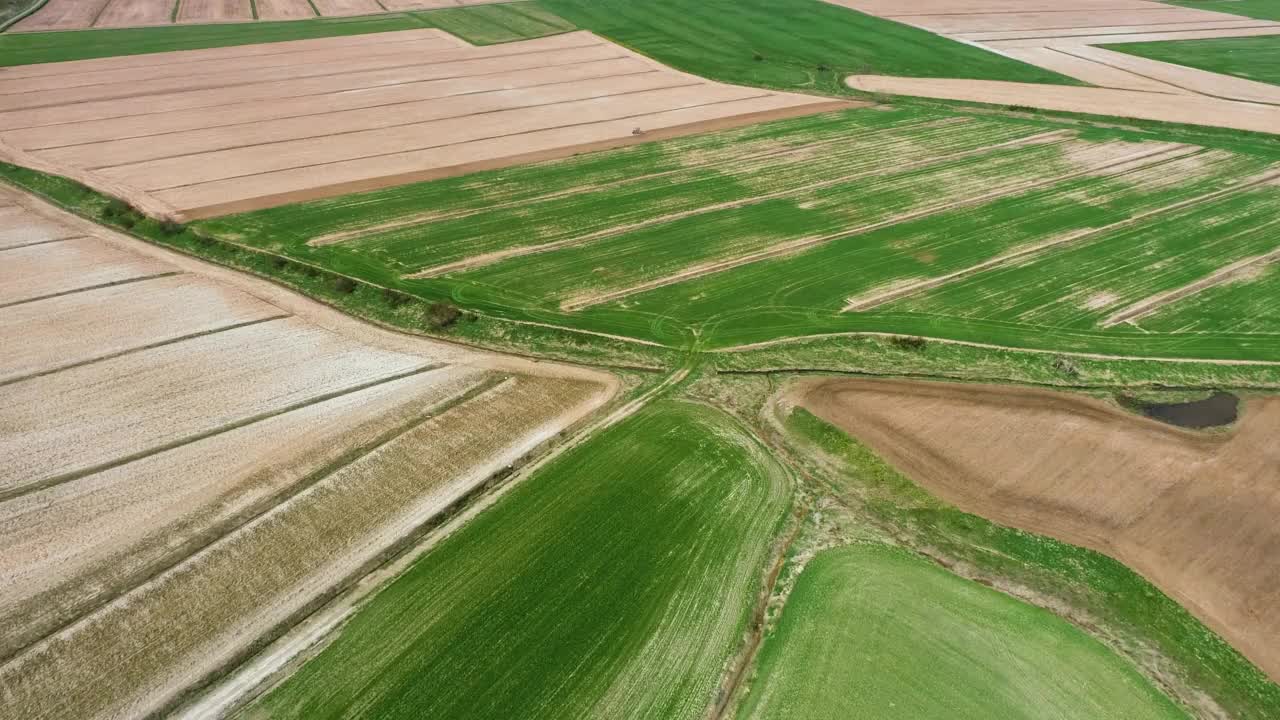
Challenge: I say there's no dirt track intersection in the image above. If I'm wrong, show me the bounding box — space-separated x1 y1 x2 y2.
0 29 846 220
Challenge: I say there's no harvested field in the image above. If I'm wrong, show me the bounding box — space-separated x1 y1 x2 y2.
253 0 316 20
309 0 383 17
1104 35 1280 91
0 205 78 249
11 0 528 28
245 400 790 720
739 545 1186 720
10 0 112 30
0 184 615 719
0 30 843 219
794 377 1280 684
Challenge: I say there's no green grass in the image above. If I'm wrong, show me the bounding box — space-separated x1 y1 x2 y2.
779 408 1280 720
195 104 1280 364
738 544 1188 720
0 2 573 66
539 0 1081 93
1162 0 1280 21
1104 35 1280 87
0 0 40 29
243 400 791 720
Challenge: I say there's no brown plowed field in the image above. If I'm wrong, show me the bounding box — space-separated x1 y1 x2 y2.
0 184 617 719
794 377 1280 684
0 30 842 219
173 0 251 23
93 0 175 28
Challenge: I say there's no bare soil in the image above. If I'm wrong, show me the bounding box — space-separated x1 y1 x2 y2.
0 30 839 220
794 377 1280 684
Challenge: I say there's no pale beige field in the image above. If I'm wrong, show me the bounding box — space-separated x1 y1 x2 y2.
0 30 844 220
0 185 616 719
828 0 1280 132
795 377 1280 685
13 0 514 29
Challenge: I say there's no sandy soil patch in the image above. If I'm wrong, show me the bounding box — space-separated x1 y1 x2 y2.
0 30 843 219
846 75 1280 136
795 377 1280 684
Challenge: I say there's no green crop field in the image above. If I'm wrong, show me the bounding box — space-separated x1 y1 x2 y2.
0 2 573 66
1105 35 1280 88
1162 0 1280 21
737 545 1188 720
540 0 1079 92
243 400 791 720
196 104 1280 363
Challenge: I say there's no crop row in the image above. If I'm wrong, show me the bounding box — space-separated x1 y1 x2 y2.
0 374 603 720
247 400 790 720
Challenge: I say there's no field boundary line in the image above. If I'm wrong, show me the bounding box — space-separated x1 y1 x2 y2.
0 372 505 669
559 142 1187 312
91 78 707 172
0 45 626 131
0 313 291 388
712 330 1280 366
29 65 663 152
1054 46 1280 107
1104 247 1280 328
7 37 609 111
0 362 450 505
843 164 1280 312
312 116 954 247
404 128 1072 278
0 235 74 252
0 270 182 310
149 87 772 191
171 367 679 720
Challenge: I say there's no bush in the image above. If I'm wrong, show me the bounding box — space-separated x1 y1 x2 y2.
101 198 133 220
382 288 410 307
753 52 765 62
426 301 462 329
333 276 357 294
270 255 290 270
158 219 186 236
890 335 928 352
1052 355 1080 378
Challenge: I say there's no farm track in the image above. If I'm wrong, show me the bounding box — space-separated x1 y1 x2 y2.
843 164 1280 312
406 128 1072 278
559 141 1186 311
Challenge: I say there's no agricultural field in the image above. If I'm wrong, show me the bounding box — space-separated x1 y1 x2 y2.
0 187 613 719
0 2 573 65
4 0 1280 718
242 400 791 720
1106 35 1280 87
737 545 1186 720
795 377 1280 685
191 104 1280 364
1163 0 1280 22
0 29 842 218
